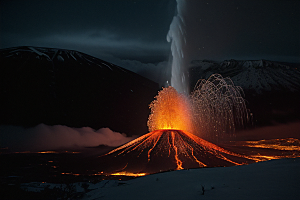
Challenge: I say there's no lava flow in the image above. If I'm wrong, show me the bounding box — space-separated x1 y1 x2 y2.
98 86 256 175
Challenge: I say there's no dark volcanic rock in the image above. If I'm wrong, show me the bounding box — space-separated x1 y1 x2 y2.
0 46 159 136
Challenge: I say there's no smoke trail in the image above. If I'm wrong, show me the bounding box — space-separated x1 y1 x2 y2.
167 0 189 94
0 124 136 151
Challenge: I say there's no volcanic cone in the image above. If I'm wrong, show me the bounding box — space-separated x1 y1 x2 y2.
99 130 255 174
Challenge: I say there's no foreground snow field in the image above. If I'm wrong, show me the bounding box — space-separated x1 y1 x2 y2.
78 158 300 200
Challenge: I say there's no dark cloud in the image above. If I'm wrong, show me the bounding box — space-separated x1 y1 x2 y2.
0 0 299 77
0 0 176 63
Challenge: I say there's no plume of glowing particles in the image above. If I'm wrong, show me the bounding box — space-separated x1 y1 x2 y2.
147 86 193 133
190 74 252 141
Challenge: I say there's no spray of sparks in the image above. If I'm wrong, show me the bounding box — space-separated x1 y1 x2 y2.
190 74 251 141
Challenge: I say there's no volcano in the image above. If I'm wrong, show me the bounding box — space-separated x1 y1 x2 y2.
99 130 255 174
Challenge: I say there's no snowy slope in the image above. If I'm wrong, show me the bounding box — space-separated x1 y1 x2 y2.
189 59 300 94
81 158 300 200
17 158 300 199
85 158 300 200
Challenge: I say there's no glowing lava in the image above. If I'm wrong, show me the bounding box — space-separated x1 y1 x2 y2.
147 86 193 133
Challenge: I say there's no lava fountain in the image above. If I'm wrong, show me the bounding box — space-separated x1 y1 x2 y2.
147 86 193 133
99 79 255 174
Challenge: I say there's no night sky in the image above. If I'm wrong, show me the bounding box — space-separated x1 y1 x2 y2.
1 0 299 70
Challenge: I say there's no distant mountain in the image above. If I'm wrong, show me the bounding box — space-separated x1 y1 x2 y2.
0 46 159 136
189 59 300 126
190 59 300 93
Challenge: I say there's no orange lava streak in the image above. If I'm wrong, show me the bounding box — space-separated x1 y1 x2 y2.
190 148 206 167
108 132 152 155
171 131 184 170
147 133 162 162
147 86 193 133
110 172 147 177
167 136 171 157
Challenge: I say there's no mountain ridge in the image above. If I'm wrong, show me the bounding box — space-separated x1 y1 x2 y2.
190 59 300 94
0 46 159 136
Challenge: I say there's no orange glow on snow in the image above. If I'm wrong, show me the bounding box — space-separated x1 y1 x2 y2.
147 86 193 133
110 172 147 177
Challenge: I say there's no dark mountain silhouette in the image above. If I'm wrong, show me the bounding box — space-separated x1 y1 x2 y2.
0 46 159 136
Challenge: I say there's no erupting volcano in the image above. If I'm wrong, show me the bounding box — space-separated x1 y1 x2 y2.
100 129 255 174
99 79 255 175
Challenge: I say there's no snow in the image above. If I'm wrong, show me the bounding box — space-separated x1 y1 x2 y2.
69 52 77 61
102 62 113 71
20 158 299 199
57 55 64 61
28 47 51 61
80 158 300 200
191 59 300 93
21 182 86 193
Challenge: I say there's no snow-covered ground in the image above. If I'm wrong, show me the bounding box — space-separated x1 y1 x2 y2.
21 158 299 199
81 158 300 200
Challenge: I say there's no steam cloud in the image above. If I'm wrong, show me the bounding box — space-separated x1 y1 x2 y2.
167 0 190 94
0 124 136 151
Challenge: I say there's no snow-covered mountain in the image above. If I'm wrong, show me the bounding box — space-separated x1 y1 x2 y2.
0 46 159 136
189 59 300 94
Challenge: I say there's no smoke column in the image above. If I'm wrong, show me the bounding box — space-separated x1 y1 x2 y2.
167 0 189 94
